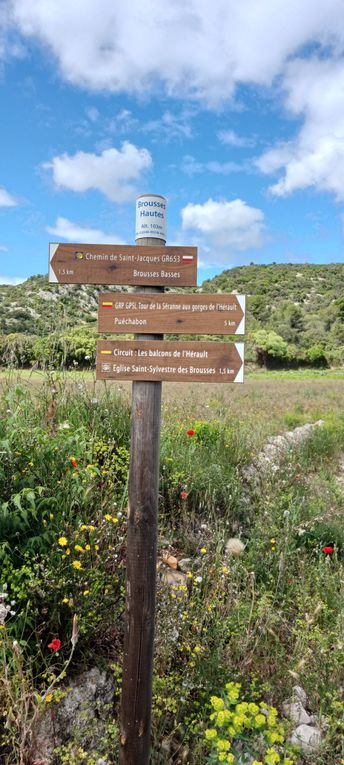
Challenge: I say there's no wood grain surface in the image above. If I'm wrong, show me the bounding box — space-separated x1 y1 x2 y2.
98 292 245 334
49 243 197 285
97 339 244 383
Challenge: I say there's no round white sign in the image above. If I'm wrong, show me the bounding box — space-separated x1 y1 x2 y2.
135 194 167 241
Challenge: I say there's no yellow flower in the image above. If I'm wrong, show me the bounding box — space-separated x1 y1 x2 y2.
205 728 217 740
252 761 264 765
255 714 266 727
200 547 207 554
62 598 69 604
45 694 53 703
66 548 71 556
216 739 231 751
88 525 96 532
104 514 112 521
83 590 90 596
210 696 225 711
80 524 88 531
85 544 91 551
58 537 68 547
111 517 119 524
0 625 5 631
72 560 82 570
95 544 99 551
74 544 85 553
264 748 280 765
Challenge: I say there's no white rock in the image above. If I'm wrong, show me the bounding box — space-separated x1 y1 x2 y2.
290 724 322 753
282 700 312 726
292 685 307 706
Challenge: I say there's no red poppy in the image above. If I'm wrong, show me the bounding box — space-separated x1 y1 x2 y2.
323 546 334 554
180 491 189 499
186 429 195 437
48 638 61 651
71 458 78 469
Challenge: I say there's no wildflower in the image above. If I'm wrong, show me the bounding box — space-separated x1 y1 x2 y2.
58 537 68 547
95 544 99 551
111 517 119 524
74 544 85 553
323 546 334 554
186 429 195 437
104 514 112 521
180 491 188 499
195 575 203 583
200 547 207 554
72 560 82 570
45 694 53 703
205 728 217 740
47 638 61 651
80 524 88 531
83 590 90 596
225 538 245 556
70 457 78 469
62 598 69 604
85 544 91 551
210 696 225 711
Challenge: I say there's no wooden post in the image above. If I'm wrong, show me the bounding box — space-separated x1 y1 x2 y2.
119 233 164 764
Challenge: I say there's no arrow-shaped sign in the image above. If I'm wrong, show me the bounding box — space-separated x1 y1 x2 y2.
49 243 197 286
98 293 245 334
96 340 244 383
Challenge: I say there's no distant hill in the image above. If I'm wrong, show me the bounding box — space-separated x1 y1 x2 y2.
0 275 127 336
202 263 344 359
0 263 343 365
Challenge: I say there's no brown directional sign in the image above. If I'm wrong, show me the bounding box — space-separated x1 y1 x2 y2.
96 340 244 383
49 243 197 286
98 293 245 335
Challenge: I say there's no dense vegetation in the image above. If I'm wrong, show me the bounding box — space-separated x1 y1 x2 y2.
203 263 344 367
0 374 344 763
0 263 343 368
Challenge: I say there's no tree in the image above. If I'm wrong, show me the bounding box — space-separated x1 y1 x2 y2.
252 330 288 367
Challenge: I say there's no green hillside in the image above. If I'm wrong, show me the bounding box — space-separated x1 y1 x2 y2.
203 263 344 364
0 263 343 366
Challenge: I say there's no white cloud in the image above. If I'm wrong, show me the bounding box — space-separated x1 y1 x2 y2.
0 246 8 252
256 57 344 199
0 187 18 207
46 216 125 244
7 0 344 105
181 198 266 263
182 155 245 176
218 129 255 148
142 110 193 142
43 142 152 202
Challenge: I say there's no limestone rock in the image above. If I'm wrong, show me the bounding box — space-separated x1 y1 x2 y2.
292 685 307 706
31 667 115 764
290 723 322 753
282 700 312 726
160 568 187 586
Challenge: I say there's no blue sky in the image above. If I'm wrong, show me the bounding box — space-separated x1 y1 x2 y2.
1 0 344 285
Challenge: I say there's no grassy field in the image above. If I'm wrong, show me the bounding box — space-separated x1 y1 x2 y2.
0 369 344 764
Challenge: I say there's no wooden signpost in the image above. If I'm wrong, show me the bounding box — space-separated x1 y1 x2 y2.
49 242 197 286
97 339 244 382
98 292 246 335
48 193 246 765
